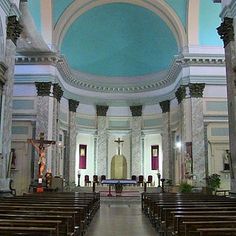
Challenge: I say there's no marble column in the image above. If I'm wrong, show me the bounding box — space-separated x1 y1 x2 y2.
2 16 22 179
189 83 205 186
130 106 142 176
159 100 171 180
0 62 7 178
52 84 63 175
66 99 79 184
175 86 187 182
218 17 236 191
34 82 52 178
96 105 108 177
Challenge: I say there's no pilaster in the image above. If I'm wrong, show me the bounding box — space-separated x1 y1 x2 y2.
96 105 108 177
51 84 63 175
130 106 142 176
189 83 206 186
67 99 79 183
218 17 236 191
159 100 171 179
34 82 52 178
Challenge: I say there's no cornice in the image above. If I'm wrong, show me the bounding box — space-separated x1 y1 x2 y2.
0 0 20 17
14 52 226 105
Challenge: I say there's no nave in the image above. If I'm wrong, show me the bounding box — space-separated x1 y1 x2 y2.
85 198 158 236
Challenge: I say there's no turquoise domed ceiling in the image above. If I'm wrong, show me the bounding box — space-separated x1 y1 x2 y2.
60 3 178 77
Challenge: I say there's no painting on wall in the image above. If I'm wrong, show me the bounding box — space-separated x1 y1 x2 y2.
151 145 159 170
79 144 87 169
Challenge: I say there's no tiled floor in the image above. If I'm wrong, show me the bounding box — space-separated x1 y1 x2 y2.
85 199 159 236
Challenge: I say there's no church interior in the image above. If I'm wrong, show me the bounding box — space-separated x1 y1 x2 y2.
1 0 236 235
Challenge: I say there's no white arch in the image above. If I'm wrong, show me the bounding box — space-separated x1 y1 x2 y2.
53 0 187 51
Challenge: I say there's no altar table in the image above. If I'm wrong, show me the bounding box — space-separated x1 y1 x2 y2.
101 179 137 196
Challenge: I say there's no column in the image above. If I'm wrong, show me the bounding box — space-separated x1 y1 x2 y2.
130 105 142 176
159 100 171 180
67 99 79 183
35 82 52 178
218 17 236 190
2 16 22 178
189 83 205 186
52 84 63 175
175 86 187 182
0 62 7 178
96 105 108 177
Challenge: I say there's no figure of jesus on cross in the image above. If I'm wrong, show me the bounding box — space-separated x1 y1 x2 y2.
114 138 124 156
27 132 55 177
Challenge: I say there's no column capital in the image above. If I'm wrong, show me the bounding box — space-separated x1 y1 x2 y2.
159 100 170 113
130 105 142 116
96 105 109 116
6 15 23 45
35 82 51 96
69 99 79 112
53 83 63 102
189 83 205 98
217 17 234 48
175 86 186 104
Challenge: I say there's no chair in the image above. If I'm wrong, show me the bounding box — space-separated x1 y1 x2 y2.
93 175 99 185
146 175 153 186
101 175 106 185
131 175 137 186
131 175 137 181
137 175 144 186
84 175 91 186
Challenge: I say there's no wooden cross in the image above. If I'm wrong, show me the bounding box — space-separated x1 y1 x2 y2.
27 132 55 176
114 138 124 155
27 132 56 192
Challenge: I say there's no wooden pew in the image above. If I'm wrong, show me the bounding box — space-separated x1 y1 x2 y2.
0 191 100 236
0 226 57 235
184 221 236 236
197 227 236 236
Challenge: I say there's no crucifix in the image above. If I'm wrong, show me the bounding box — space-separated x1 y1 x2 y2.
114 138 124 155
27 132 56 192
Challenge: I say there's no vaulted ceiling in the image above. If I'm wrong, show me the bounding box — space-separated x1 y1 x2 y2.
25 0 222 106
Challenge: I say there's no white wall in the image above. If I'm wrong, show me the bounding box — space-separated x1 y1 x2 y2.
76 133 95 186
143 133 162 186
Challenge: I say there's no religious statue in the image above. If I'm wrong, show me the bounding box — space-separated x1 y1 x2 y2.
11 148 16 169
27 132 55 177
223 150 230 171
184 152 192 178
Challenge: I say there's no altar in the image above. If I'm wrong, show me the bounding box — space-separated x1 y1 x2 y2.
101 179 137 196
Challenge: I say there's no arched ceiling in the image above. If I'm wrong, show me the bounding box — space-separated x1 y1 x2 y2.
60 3 178 77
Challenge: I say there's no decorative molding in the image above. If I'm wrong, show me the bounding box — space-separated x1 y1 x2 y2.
68 99 79 112
15 53 225 94
130 105 142 117
53 83 63 102
217 17 234 47
175 85 186 104
0 61 7 86
189 83 205 98
35 82 51 96
159 100 170 113
96 105 108 116
6 15 23 45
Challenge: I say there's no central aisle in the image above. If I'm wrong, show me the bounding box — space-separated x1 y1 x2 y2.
85 198 159 236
